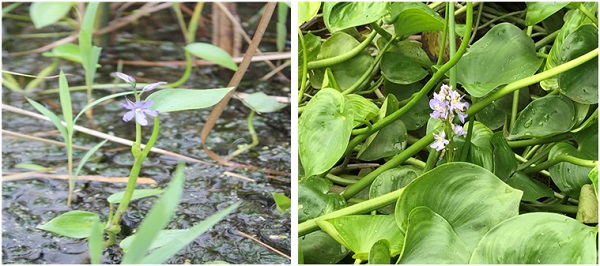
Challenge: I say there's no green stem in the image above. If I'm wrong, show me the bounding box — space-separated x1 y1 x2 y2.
523 155 597 174
307 29 378 70
507 132 572 148
370 22 392 42
326 173 357 186
423 148 439 172
186 3 204 43
66 139 74 206
468 48 598 116
534 30 559 50
343 2 474 158
342 35 392 95
447 3 457 87
298 29 308 104
577 4 598 25
106 117 160 237
168 50 193 87
522 202 579 214
299 187 406 236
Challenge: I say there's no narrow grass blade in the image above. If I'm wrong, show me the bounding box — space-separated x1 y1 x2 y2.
73 139 108 179
73 91 134 124
25 98 68 140
58 70 73 132
88 217 103 264
107 189 165 204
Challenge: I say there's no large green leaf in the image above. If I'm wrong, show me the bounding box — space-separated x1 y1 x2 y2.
146 87 234 113
309 32 374 90
471 212 597 264
30 2 72 28
387 2 445 38
381 41 432 85
322 2 388 32
345 94 379 128
505 171 554 202
557 24 598 104
384 81 430 130
42 43 83 63
316 215 404 260
369 166 419 214
490 132 517 181
475 87 529 130
548 142 593 198
299 231 349 264
508 95 576 140
368 239 391 264
185 43 238 71
358 119 407 161
299 89 354 177
241 92 287 113
464 121 494 172
298 176 346 223
397 207 470 264
37 211 101 239
525 2 570 26
456 23 543 97
298 2 321 25
395 162 522 252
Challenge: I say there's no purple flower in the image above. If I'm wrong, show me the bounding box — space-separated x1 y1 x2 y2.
452 124 466 136
431 130 449 151
120 98 158 126
114 72 136 84
429 98 449 120
142 81 167 92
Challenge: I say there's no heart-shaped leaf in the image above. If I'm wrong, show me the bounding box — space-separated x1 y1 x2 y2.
381 41 432 85
456 23 543 97
299 88 354 177
298 176 346 223
548 142 594 198
298 2 321 25
387 2 445 38
558 24 598 104
470 212 597 264
369 166 420 214
30 2 72 29
395 162 522 252
147 87 234 113
369 239 391 264
316 215 404 260
322 2 389 32
508 95 576 140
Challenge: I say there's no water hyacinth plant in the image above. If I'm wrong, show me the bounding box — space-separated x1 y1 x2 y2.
298 1 597 264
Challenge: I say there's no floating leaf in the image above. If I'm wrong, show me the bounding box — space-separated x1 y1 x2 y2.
558 24 598 104
456 23 543 97
395 162 522 252
317 215 404 260
299 88 353 177
147 87 234 113
185 43 238 71
398 206 470 264
37 211 101 239
30 2 72 29
508 95 576 140
471 212 597 264
322 2 388 32
241 92 287 113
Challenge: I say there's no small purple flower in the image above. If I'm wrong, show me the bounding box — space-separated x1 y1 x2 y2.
120 98 158 126
114 72 136 84
429 98 449 120
141 81 167 92
452 124 466 136
431 130 449 151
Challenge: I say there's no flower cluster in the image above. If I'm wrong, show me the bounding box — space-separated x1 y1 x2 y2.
114 72 166 126
429 84 469 151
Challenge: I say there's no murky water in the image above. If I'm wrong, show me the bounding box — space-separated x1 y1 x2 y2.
2 3 290 264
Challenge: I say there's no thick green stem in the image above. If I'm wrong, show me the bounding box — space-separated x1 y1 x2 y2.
298 29 308 104
307 29 378 70
523 155 597 174
507 132 572 148
168 51 193 87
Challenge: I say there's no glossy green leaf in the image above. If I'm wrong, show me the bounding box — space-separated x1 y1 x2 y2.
508 95 576 140
558 24 598 104
387 2 444 38
382 42 432 84
299 230 349 264
309 32 374 90
298 176 346 223
146 87 234 113
574 122 598 158
540 2 596 91
30 2 72 28
299 32 320 84
456 23 543 97
369 167 419 214
345 94 379 128
357 119 407 161
185 43 238 71
322 2 388 32
548 142 593 198
475 87 529 130
464 121 494 172
107 189 165 204
139 203 239 264
397 206 470 264
368 239 391 264
272 192 291 213
471 212 597 264
121 229 188 253
298 2 321 25
241 92 287 113
121 163 186 264
316 215 404 260
525 2 570 26
42 43 83 63
37 210 100 239
505 171 554 202
88 217 102 264
299 88 354 177
395 162 522 252
490 132 517 181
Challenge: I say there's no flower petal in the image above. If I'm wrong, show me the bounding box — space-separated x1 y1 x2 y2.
140 99 154 108
123 110 135 122
141 82 167 92
114 72 135 84
143 108 159 117
135 111 148 126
